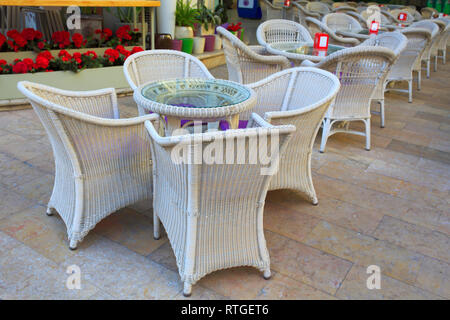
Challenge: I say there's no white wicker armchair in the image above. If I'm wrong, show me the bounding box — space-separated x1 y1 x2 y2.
384 28 432 103
145 114 295 296
421 7 438 19
301 46 396 151
123 50 214 115
257 19 313 47
333 5 358 13
359 32 407 127
292 2 321 25
262 0 294 20
437 18 450 64
305 17 360 46
410 20 439 78
429 19 448 71
307 2 331 17
17 81 159 250
240 67 340 204
389 9 415 25
322 13 370 41
217 26 291 84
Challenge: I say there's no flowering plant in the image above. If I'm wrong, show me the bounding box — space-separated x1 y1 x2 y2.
0 46 144 74
226 22 242 32
2 28 46 52
0 27 141 53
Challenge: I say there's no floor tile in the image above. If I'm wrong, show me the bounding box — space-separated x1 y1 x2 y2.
336 265 441 300
373 216 450 264
265 231 352 295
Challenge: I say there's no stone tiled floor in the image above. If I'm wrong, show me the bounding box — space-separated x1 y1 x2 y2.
0 62 449 300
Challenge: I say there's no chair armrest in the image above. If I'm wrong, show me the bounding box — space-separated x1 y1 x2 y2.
300 59 317 67
335 30 369 41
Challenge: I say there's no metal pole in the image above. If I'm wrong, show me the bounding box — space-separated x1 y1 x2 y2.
142 6 146 49
151 7 155 49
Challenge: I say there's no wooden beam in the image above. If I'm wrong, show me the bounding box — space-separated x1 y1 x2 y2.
0 0 160 7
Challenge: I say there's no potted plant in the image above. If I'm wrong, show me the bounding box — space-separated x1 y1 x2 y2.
175 0 198 39
227 22 244 41
192 36 205 54
195 0 221 36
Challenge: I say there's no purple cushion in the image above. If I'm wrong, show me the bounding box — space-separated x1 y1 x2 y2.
219 120 248 131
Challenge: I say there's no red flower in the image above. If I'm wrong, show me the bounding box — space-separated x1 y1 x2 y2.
0 33 6 48
52 31 71 48
58 49 72 62
35 56 49 69
12 61 29 73
0 59 6 65
133 28 139 32
104 48 120 62
35 30 43 40
21 28 36 41
116 25 132 42
22 58 34 71
6 29 20 39
227 22 242 32
37 50 54 61
83 50 97 59
131 46 144 54
14 35 28 48
72 33 85 48
37 42 45 49
72 52 82 64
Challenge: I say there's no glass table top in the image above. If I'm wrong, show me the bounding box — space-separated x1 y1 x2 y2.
141 79 251 109
269 42 345 57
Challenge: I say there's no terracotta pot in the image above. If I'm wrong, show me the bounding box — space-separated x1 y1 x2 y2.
172 39 183 51
202 35 215 52
192 37 205 54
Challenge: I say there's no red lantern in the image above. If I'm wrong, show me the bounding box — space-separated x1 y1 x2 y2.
314 33 329 50
284 0 290 7
398 12 407 21
369 21 380 35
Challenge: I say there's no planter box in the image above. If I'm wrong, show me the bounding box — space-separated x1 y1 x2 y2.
0 66 130 101
0 46 136 64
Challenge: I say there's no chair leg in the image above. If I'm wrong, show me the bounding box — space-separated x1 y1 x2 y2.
46 206 55 216
319 118 331 153
183 282 192 297
69 239 77 250
427 60 430 78
379 100 385 128
417 70 421 91
408 80 412 103
364 119 371 151
443 49 446 64
153 212 161 240
263 269 271 280
434 55 438 72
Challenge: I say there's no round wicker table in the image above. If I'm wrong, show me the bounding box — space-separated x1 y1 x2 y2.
134 78 256 136
266 41 345 65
